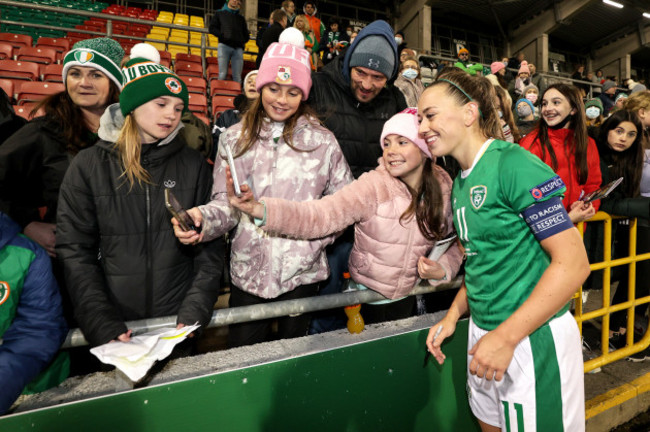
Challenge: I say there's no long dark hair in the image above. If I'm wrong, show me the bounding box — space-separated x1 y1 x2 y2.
597 110 644 197
532 83 590 184
399 158 445 242
33 82 120 155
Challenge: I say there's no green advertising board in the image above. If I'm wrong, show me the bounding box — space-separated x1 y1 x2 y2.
1 320 479 431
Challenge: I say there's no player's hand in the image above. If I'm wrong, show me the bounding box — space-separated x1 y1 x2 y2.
418 256 446 280
468 328 517 381
172 207 204 245
111 329 132 343
426 315 458 365
568 200 595 223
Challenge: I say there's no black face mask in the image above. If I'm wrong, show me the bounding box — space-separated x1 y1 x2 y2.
548 114 572 130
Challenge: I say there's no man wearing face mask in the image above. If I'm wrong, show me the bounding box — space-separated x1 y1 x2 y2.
515 98 537 136
454 47 483 76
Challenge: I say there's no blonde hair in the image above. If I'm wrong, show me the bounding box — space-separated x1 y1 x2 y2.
624 90 650 114
115 114 152 189
293 14 309 31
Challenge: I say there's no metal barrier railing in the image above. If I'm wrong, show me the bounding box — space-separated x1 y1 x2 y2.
577 212 650 373
61 277 463 348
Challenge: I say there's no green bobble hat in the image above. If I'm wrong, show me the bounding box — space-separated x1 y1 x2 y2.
62 38 124 89
585 97 604 112
119 43 188 116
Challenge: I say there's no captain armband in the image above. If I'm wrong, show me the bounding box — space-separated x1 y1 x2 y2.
520 196 574 241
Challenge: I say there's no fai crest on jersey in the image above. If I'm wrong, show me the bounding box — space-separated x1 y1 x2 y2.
470 185 487 209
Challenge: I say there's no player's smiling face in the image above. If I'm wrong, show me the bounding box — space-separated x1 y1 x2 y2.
541 88 575 128
382 134 426 189
417 85 468 158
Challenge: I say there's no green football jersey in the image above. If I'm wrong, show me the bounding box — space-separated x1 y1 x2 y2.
452 139 569 330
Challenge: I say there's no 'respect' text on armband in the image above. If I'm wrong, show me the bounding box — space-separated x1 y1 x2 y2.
521 196 574 241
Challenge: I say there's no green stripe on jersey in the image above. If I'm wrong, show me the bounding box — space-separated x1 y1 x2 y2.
530 325 564 431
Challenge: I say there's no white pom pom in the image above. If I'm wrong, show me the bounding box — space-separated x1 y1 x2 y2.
130 43 161 63
278 27 305 48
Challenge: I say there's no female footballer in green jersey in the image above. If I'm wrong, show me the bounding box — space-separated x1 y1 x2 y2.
419 71 591 432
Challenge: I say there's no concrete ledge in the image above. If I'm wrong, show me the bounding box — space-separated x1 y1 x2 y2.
586 372 650 432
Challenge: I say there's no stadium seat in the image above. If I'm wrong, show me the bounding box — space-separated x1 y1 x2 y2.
16 46 57 64
14 102 44 121
35 37 71 58
175 61 202 77
187 93 207 114
42 63 64 82
0 32 33 50
16 81 65 105
211 79 240 97
211 95 235 121
0 59 40 81
179 76 207 94
158 50 172 68
0 78 14 99
0 42 13 60
175 52 201 65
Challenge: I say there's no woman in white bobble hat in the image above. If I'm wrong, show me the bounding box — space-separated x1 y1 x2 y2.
173 28 353 347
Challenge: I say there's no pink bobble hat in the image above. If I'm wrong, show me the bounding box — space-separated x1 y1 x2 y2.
256 27 312 100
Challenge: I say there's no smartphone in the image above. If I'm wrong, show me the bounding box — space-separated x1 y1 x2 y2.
224 144 242 197
164 188 200 233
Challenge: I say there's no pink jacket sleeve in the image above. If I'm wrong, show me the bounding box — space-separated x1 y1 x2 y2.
263 170 382 239
428 165 463 286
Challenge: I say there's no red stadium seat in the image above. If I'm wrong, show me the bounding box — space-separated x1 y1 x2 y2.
207 64 233 82
180 76 207 94
211 95 235 120
0 78 14 99
175 52 201 65
16 46 57 65
35 37 71 60
16 81 65 105
206 56 219 65
175 61 203 78
0 42 13 60
42 63 64 82
158 50 172 68
14 102 44 120
187 93 208 114
0 33 33 50
0 59 40 80
211 79 241 97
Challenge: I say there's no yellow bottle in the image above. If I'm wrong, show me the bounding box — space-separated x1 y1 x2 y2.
342 272 364 334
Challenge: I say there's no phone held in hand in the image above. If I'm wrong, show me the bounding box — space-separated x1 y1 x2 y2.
581 177 624 203
224 144 242 197
164 188 200 233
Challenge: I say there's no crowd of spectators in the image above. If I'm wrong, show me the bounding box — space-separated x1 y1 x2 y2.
0 1 649 420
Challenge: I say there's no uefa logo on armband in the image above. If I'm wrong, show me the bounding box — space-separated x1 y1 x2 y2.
0 281 10 305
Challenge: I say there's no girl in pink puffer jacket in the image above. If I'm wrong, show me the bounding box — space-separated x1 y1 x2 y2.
173 29 353 347
227 108 463 323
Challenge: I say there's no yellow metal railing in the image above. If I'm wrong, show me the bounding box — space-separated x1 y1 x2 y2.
576 212 650 373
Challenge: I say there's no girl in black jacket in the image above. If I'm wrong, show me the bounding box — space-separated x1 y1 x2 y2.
56 48 224 347
594 110 650 353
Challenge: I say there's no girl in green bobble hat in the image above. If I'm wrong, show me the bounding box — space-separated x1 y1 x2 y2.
56 43 223 349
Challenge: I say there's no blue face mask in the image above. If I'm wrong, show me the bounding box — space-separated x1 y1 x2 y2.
402 69 418 80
